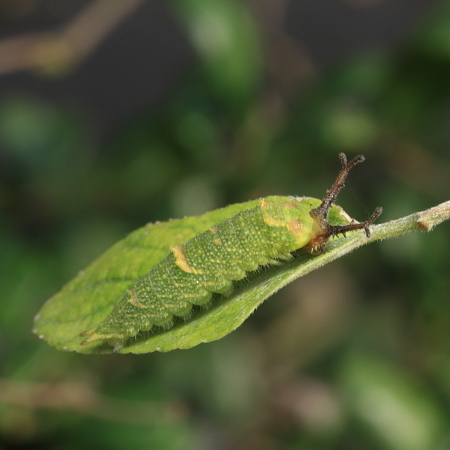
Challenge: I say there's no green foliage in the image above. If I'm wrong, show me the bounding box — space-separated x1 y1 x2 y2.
1 1 450 449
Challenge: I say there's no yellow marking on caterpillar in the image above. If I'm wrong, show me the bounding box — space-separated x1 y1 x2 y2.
260 199 288 227
127 288 141 307
286 219 308 247
173 280 219 289
209 226 222 245
262 212 286 228
171 245 201 274
177 292 210 299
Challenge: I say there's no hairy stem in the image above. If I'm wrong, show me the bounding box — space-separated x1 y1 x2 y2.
371 201 450 238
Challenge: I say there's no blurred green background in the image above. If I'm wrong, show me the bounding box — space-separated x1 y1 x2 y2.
1 1 450 449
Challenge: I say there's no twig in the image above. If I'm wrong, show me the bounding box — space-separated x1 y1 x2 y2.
0 377 186 425
0 0 146 76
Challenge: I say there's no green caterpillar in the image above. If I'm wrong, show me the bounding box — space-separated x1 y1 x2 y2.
80 153 382 347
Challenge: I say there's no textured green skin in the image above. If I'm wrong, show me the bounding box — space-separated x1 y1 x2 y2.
83 196 322 343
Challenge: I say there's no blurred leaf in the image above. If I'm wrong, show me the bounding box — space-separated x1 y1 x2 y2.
169 0 262 110
339 354 447 450
321 103 378 150
0 97 62 158
417 2 450 59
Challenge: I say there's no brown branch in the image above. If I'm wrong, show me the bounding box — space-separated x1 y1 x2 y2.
0 377 187 425
0 0 146 76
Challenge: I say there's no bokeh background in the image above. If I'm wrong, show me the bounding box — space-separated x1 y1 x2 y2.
1 1 450 449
